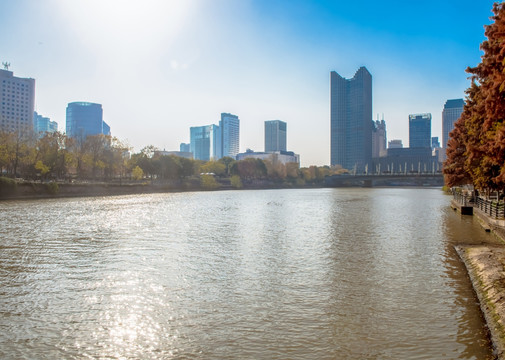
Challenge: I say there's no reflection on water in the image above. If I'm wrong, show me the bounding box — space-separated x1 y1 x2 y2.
0 188 499 359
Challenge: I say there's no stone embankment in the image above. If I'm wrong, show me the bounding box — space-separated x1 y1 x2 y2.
456 245 505 359
453 196 505 359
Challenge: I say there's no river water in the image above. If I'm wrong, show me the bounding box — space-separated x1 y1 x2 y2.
0 188 500 359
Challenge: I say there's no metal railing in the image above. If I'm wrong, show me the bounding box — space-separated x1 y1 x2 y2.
453 191 473 207
475 196 505 219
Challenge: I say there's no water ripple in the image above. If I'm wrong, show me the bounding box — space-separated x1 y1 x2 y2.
0 189 498 359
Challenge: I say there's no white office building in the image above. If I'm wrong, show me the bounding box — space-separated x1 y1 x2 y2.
0 68 35 134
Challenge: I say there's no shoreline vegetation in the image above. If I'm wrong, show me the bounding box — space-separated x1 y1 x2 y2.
0 177 443 201
0 177 329 201
0 130 349 199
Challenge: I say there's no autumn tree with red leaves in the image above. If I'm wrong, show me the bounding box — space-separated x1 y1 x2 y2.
444 2 505 193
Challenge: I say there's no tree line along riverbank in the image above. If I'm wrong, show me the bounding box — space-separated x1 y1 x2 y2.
442 4 505 358
0 130 347 193
0 176 330 201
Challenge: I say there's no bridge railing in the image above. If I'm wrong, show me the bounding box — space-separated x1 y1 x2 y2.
475 196 505 219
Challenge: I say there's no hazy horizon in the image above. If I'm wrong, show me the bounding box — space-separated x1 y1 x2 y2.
0 0 495 166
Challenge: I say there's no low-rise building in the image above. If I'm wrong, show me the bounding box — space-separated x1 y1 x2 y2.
236 149 300 165
372 147 440 174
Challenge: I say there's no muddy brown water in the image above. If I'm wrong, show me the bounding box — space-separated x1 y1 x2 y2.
0 188 499 359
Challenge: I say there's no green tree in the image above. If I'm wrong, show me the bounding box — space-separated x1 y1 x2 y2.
218 156 236 176
264 154 287 180
200 160 226 177
286 162 300 179
156 155 181 180
230 175 243 189
200 174 219 190
178 157 196 179
35 160 50 179
132 165 144 180
235 158 267 180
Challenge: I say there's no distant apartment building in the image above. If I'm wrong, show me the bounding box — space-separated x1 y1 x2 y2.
66 102 111 139
388 139 403 149
442 98 464 149
190 124 220 161
33 111 58 137
0 68 35 134
330 67 372 172
180 143 190 153
220 113 240 158
409 113 431 148
265 120 287 152
372 119 387 158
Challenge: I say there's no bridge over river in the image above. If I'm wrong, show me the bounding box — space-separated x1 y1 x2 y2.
325 173 444 187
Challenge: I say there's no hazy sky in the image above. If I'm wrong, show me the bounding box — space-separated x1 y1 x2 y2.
0 0 496 166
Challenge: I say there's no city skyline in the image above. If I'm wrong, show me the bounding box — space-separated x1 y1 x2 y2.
0 0 496 166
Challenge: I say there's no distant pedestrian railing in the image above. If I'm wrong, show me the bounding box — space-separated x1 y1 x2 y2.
475 196 505 219
453 191 472 207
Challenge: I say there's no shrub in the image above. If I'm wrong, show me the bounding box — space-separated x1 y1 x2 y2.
0 176 17 194
230 175 243 189
45 182 59 195
200 174 219 190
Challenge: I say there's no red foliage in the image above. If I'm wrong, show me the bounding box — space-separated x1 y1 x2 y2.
444 2 505 191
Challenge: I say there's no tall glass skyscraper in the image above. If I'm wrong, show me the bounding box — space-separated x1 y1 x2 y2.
409 113 431 148
330 67 372 171
33 111 58 138
264 120 287 152
66 102 110 139
442 99 464 149
190 124 220 161
220 113 240 158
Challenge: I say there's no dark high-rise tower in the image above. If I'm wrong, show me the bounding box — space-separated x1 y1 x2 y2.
265 120 287 152
408 113 431 148
330 67 372 171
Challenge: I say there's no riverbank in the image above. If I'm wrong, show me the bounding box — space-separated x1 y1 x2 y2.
451 196 505 359
0 180 328 200
0 178 443 201
456 245 505 359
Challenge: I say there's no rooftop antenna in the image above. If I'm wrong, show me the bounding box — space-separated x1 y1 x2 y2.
2 62 10 70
